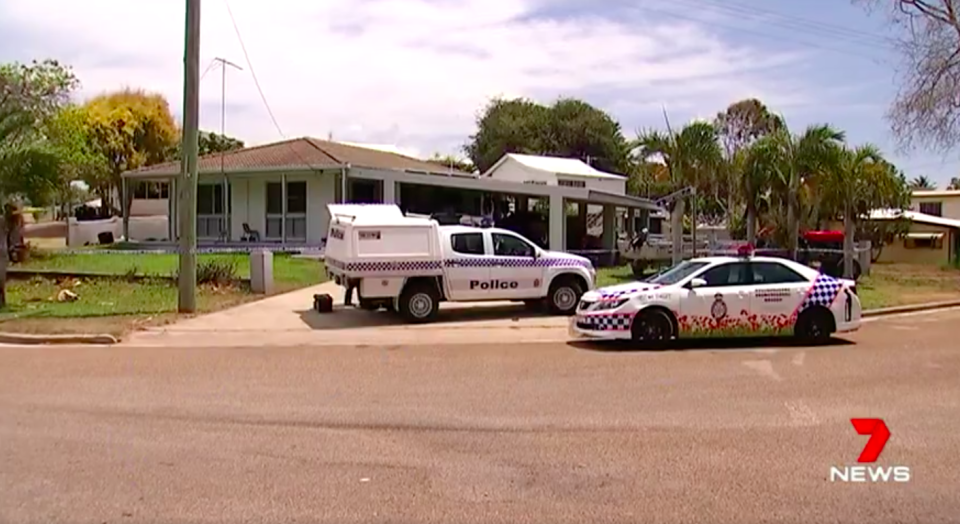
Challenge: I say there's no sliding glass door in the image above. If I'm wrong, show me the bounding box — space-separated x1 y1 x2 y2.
197 183 230 240
265 180 307 243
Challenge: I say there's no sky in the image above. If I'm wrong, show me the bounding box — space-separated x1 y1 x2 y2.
1 0 958 186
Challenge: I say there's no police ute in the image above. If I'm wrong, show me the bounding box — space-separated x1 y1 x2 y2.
571 245 861 344
324 204 596 323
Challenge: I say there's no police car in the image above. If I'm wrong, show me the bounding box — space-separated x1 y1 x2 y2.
572 247 861 343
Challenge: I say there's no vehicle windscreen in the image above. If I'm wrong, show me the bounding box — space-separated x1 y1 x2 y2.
647 261 710 286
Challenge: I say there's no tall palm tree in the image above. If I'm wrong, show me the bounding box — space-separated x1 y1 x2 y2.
909 175 935 190
633 121 723 260
751 124 846 259
821 144 883 278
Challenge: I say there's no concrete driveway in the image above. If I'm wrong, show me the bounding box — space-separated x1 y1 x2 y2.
125 281 574 347
2 308 959 523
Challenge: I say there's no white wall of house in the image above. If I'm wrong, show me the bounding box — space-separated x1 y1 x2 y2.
556 174 625 195
130 198 168 216
911 192 960 219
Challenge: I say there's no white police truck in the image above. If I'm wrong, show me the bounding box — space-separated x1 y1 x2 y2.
324 204 596 323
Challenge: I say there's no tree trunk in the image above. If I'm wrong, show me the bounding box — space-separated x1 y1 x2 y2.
671 199 685 265
746 203 757 246
0 213 7 309
787 186 799 261
843 204 855 279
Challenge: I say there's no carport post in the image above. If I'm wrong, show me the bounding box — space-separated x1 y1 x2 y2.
602 205 616 265
549 193 565 251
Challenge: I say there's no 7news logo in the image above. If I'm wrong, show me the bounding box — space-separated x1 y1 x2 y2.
829 418 911 483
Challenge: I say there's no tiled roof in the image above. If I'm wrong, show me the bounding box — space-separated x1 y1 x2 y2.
124 137 471 177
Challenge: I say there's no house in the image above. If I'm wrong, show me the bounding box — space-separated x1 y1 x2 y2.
869 209 960 266
120 138 659 252
910 190 960 219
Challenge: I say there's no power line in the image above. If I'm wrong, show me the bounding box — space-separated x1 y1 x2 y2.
633 4 887 61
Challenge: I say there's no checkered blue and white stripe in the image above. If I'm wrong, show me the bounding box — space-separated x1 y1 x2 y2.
576 313 632 331
330 256 591 273
800 274 843 310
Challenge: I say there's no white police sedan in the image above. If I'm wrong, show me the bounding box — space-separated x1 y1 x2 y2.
571 253 861 344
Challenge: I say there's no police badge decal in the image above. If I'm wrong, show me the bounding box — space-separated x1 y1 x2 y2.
711 293 727 320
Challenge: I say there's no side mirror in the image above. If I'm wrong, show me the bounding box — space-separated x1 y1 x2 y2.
688 278 707 289
532 250 541 259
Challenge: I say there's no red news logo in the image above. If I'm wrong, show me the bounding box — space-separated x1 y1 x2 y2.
829 418 911 482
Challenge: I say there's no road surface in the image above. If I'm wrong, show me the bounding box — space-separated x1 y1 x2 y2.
2 309 959 523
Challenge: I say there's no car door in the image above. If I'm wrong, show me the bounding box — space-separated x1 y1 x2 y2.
748 261 814 335
445 231 491 300
490 231 543 299
680 262 754 337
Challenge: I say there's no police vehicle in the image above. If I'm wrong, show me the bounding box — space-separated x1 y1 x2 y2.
324 204 596 323
571 246 861 344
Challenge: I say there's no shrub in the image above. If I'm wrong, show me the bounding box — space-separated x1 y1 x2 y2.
196 259 238 286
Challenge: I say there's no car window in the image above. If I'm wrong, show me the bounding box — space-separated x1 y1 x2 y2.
493 233 535 257
698 262 751 287
451 233 485 255
649 261 709 285
751 262 809 284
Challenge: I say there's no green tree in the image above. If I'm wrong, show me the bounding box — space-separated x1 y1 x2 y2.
948 176 960 190
172 130 244 159
0 59 78 307
427 153 475 173
633 121 723 259
909 175 936 190
82 88 180 217
751 124 846 258
714 98 783 233
463 97 631 174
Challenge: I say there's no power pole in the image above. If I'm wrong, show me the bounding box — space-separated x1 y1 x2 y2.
178 0 201 313
214 57 242 242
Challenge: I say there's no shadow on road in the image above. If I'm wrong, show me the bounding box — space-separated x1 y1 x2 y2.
296 302 556 330
569 336 855 352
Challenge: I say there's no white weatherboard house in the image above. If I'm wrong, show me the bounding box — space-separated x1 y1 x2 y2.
119 138 658 252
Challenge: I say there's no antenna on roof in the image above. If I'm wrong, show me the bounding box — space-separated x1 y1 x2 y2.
327 131 333 141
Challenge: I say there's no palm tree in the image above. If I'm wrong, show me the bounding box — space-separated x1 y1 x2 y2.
633 121 723 260
821 144 883 278
947 177 960 190
909 175 935 190
750 124 846 259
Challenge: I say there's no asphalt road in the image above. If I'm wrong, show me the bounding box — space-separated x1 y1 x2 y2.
2 309 959 524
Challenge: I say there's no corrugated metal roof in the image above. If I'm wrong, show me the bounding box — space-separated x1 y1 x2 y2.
505 153 625 180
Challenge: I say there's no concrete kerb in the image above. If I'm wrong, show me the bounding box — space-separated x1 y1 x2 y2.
8 298 960 347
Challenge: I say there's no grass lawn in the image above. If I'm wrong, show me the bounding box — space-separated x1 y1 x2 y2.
596 262 960 311
0 252 327 336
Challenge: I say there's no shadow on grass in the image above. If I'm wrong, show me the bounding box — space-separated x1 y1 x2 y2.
295 302 558 330
569 336 855 353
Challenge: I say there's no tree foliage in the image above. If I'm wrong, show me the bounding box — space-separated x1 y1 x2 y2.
909 174 936 189
82 88 180 210
855 0 960 152
172 130 244 159
428 153 475 173
464 97 631 174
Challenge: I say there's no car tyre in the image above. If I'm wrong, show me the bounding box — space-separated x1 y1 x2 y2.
794 308 832 345
398 283 440 323
547 278 583 315
630 309 675 349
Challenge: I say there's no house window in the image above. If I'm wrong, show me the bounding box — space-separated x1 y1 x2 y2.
904 234 943 249
133 181 170 199
265 180 307 241
558 179 587 188
918 202 943 216
196 183 230 238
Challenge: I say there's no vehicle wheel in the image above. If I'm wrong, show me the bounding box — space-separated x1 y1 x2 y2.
795 309 832 344
630 309 675 347
398 283 440 323
547 278 583 315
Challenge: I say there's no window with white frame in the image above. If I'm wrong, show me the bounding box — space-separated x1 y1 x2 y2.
265 180 307 241
197 183 229 238
133 181 170 199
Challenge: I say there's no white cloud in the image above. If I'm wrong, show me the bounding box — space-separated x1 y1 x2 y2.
3 0 813 157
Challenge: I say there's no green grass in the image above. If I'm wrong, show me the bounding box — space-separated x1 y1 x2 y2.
16 252 325 292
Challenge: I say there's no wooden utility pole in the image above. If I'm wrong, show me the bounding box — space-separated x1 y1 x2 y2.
178 0 201 312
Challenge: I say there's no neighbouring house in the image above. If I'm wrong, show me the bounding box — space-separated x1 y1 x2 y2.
910 189 960 219
117 138 659 252
869 209 960 266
